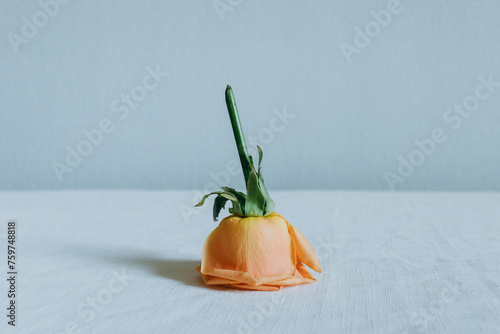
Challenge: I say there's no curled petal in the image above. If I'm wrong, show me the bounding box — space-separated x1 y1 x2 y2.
197 266 238 285
296 262 315 280
274 213 321 273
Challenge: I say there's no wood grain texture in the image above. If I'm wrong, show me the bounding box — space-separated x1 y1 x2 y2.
0 191 499 333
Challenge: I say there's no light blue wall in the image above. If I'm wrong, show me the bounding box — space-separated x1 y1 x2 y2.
1 0 499 191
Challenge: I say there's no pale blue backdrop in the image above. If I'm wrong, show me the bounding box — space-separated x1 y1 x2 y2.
1 0 499 191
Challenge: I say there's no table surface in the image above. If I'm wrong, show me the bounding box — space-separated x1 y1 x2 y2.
0 190 499 334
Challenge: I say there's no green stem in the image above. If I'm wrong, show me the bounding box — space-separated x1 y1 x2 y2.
225 85 252 186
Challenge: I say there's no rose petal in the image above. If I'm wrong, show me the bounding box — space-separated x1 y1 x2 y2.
295 262 315 280
274 214 321 273
270 263 316 286
227 283 281 291
196 266 239 285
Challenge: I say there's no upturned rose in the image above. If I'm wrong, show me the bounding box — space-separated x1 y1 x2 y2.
195 86 322 291
197 213 321 291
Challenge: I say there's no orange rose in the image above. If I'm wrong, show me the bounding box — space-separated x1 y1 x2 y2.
195 86 321 291
196 213 321 291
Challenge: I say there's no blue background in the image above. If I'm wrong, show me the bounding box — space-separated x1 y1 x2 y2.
1 0 499 191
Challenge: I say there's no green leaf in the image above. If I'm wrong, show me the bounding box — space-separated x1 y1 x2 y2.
195 191 218 207
231 200 244 217
244 171 265 216
195 140 276 220
258 174 275 215
213 195 228 221
221 187 246 217
245 148 275 216
221 187 247 205
257 145 263 172
195 191 237 207
196 189 246 221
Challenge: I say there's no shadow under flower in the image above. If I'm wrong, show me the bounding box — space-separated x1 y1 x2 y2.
49 240 230 291
111 256 228 291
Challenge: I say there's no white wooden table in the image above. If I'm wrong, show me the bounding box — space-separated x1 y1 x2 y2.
0 191 499 333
